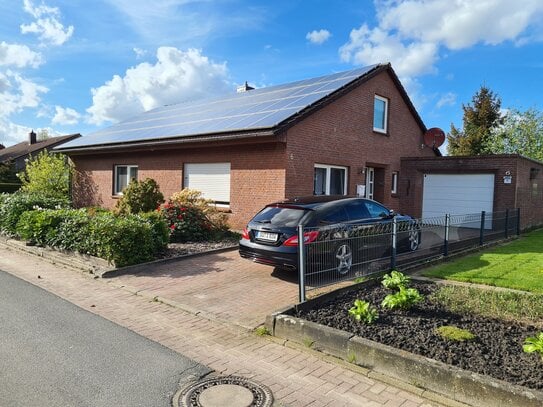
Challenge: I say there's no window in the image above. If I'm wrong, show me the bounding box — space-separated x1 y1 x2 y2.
364 201 390 218
313 164 347 195
391 171 399 194
184 162 231 205
373 95 388 133
114 165 138 195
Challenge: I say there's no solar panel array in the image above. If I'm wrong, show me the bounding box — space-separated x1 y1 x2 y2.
60 64 379 149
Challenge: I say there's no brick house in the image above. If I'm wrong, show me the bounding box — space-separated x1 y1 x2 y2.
57 63 439 228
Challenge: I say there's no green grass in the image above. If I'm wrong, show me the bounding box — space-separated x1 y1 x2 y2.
431 285 543 326
423 228 543 294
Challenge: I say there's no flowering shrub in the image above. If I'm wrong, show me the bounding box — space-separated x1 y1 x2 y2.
170 188 229 232
158 202 213 242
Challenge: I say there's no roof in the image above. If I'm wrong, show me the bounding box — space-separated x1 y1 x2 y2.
0 133 81 163
58 63 427 152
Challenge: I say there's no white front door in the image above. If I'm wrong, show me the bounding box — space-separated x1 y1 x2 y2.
365 167 375 199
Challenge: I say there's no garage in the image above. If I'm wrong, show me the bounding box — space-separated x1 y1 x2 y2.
422 173 495 219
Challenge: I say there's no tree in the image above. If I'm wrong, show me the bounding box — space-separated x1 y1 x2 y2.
0 161 19 183
489 107 543 161
17 150 73 199
115 178 164 214
447 86 503 156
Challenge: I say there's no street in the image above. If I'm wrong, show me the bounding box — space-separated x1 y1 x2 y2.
0 270 211 407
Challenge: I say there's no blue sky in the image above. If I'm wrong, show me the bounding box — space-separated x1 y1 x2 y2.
1 0 542 149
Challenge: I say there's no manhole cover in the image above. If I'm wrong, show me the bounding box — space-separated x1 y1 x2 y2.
177 376 274 407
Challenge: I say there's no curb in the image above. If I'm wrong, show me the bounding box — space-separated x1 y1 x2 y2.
267 312 543 407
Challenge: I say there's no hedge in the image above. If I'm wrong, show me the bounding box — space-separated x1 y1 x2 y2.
12 207 169 267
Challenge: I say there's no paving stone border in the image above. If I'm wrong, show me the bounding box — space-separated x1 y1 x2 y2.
265 283 543 407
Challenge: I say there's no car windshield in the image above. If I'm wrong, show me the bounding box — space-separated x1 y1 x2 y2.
252 206 307 228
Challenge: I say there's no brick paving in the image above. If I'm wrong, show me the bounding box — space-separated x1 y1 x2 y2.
0 244 447 407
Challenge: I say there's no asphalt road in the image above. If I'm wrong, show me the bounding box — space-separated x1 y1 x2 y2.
0 270 211 407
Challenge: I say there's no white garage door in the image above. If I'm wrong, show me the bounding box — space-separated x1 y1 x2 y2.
184 163 231 204
422 174 494 225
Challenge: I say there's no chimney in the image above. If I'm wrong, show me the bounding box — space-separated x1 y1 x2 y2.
29 130 37 145
237 81 254 93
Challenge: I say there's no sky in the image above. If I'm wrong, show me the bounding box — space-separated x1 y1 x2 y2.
1 0 542 149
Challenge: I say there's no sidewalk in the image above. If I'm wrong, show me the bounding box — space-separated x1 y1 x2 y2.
0 245 450 407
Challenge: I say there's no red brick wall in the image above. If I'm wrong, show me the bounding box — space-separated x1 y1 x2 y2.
284 69 435 212
71 142 287 229
400 155 543 229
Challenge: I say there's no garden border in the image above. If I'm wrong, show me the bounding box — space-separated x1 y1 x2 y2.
265 280 543 407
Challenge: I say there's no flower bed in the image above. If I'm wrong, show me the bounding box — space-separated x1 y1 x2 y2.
291 280 543 391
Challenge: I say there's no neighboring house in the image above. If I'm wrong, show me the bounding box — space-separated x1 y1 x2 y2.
57 63 439 228
0 131 81 171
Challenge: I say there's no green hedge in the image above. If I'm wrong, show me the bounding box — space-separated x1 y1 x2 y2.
14 208 169 267
0 192 69 235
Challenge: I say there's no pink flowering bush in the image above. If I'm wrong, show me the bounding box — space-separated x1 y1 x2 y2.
158 201 214 242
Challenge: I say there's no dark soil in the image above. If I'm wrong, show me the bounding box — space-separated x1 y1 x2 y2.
158 238 238 259
292 281 543 391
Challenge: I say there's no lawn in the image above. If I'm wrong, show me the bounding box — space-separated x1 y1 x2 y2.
423 228 543 294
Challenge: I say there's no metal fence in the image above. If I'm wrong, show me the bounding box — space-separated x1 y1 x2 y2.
297 209 520 302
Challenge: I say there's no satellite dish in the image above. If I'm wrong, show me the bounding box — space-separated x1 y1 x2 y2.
424 127 445 148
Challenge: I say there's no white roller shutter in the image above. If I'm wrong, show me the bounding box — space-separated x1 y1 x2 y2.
184 163 231 204
422 174 494 228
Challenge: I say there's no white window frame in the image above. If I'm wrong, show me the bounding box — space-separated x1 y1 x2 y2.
391 171 399 194
114 165 138 196
373 95 388 134
314 164 348 195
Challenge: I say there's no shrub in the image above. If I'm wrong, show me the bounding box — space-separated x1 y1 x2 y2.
382 287 424 310
16 209 64 245
348 299 379 324
17 150 73 199
170 188 229 232
137 211 169 253
436 326 476 341
115 178 164 214
382 270 410 290
159 202 213 242
0 192 69 235
523 332 543 361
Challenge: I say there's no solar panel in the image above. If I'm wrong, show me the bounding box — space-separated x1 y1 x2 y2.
59 64 380 149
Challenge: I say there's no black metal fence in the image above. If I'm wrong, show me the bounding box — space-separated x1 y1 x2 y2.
297 209 520 302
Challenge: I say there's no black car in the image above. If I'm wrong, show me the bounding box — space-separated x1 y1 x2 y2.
239 195 420 274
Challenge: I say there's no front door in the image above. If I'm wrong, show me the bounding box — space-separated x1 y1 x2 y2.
365 167 375 199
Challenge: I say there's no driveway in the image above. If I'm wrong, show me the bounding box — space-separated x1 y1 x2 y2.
109 250 299 329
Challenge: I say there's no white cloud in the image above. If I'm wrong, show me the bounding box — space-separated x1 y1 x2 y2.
436 92 456 108
133 47 148 59
306 29 331 45
340 0 543 78
86 47 230 125
0 41 43 68
52 106 81 125
0 119 33 147
0 71 48 118
20 0 74 46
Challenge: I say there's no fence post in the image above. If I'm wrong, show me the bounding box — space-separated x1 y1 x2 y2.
479 211 486 246
443 214 450 256
516 208 521 236
505 209 509 239
297 224 306 303
390 216 397 270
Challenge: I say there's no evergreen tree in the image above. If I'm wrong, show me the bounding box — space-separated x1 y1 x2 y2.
447 86 503 155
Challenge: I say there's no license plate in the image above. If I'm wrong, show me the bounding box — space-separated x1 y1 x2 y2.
255 231 278 242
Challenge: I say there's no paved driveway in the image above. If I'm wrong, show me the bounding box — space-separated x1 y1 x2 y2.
110 250 299 329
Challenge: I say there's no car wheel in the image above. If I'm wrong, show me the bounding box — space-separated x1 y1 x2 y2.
408 226 421 251
335 243 352 275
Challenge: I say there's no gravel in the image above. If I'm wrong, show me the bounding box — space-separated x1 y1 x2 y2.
292 281 543 390
157 237 239 259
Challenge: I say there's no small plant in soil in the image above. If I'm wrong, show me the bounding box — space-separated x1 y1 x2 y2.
523 332 543 361
381 270 410 290
436 326 476 341
348 299 379 324
254 326 270 336
381 287 423 310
